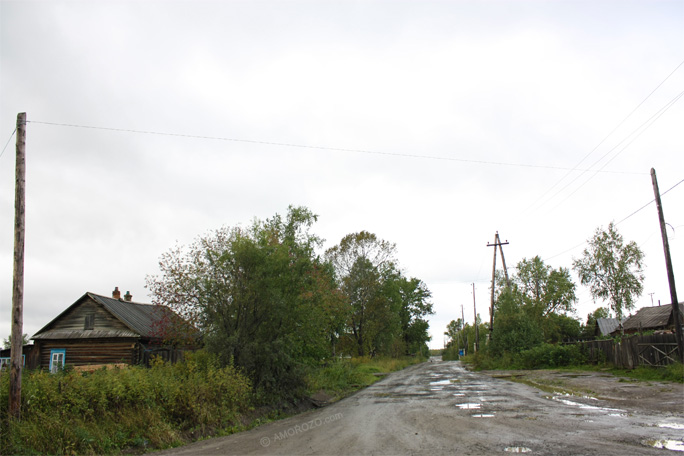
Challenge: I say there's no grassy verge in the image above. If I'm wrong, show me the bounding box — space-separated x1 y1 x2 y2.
0 351 252 455
305 356 426 400
0 353 425 455
456 345 683 384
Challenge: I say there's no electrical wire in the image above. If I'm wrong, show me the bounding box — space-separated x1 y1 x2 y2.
27 120 643 174
616 178 684 226
545 90 684 213
543 176 684 262
526 58 684 213
0 128 17 160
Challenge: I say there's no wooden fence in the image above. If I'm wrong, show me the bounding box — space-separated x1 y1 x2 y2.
579 333 679 369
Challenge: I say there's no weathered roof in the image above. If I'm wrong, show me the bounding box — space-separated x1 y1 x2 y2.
596 318 620 336
32 329 140 340
89 293 171 338
620 303 683 332
32 292 179 341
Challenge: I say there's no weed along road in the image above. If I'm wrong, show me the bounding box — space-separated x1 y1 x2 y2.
158 359 684 455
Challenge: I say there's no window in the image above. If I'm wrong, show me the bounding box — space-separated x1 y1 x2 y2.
84 313 95 330
0 355 26 370
49 349 65 373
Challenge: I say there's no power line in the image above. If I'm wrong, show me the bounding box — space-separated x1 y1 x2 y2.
27 120 643 174
527 58 684 213
0 128 17 160
545 90 684 213
616 178 684 226
543 176 684 262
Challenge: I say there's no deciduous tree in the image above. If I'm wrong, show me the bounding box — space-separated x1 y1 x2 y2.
325 231 433 357
572 222 644 322
147 206 337 402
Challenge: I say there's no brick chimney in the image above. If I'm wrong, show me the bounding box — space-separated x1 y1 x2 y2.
124 291 132 302
112 287 121 300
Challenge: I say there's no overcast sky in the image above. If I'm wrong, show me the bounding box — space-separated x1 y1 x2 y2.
1 0 683 349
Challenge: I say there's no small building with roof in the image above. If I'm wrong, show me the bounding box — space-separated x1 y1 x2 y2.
595 318 621 337
611 302 684 336
31 287 196 372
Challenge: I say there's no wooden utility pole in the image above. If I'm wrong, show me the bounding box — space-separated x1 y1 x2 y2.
472 283 479 352
487 232 509 338
460 304 465 355
10 112 26 419
650 168 683 363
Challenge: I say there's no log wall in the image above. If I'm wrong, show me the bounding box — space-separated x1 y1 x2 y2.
35 339 138 368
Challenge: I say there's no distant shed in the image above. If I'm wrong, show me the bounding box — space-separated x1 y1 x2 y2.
595 318 620 337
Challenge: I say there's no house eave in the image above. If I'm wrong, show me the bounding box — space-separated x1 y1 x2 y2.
32 329 142 340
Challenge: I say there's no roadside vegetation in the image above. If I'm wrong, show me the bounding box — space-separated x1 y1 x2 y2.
442 223 682 383
0 351 251 455
2 206 432 455
0 352 425 455
146 206 434 405
306 356 425 399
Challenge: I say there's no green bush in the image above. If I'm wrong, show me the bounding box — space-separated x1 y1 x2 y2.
305 356 424 397
441 345 459 361
515 343 587 369
0 350 252 455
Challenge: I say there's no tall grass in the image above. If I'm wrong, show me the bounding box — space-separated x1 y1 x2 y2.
306 356 425 398
0 351 251 455
1 353 425 454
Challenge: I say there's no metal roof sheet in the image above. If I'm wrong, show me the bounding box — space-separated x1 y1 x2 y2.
89 293 174 338
596 318 620 336
32 292 183 341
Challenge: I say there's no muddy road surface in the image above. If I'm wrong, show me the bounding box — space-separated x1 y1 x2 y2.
158 359 683 455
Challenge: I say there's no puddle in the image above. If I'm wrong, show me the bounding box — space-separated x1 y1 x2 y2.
456 403 481 409
659 423 684 430
453 393 466 397
504 447 532 453
644 439 684 451
552 396 625 414
472 413 495 418
430 379 451 386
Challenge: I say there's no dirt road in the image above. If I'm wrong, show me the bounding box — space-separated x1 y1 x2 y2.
157 358 683 455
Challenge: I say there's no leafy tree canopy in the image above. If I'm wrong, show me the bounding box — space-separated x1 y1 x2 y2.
572 222 644 321
3 333 29 349
512 256 577 318
147 206 338 402
325 231 433 357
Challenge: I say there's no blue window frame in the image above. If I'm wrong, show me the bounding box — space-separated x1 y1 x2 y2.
0 355 25 369
49 349 66 373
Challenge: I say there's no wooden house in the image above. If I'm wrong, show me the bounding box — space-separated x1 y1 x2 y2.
0 344 39 370
31 287 196 372
611 302 684 336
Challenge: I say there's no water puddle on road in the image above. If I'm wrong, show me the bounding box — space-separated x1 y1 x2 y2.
456 403 481 409
551 396 625 415
659 423 684 430
504 447 532 453
472 413 495 418
643 439 684 451
430 379 451 386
